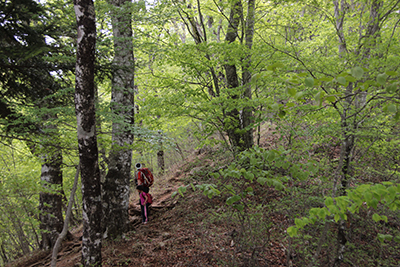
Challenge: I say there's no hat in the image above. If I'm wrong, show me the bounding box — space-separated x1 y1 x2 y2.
135 163 142 169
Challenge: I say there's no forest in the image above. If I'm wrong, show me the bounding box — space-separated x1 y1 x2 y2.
1 0 400 266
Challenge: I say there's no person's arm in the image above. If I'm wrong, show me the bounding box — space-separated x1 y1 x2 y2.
143 193 148 205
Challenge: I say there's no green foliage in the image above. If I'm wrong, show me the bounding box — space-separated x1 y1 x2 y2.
0 141 43 263
288 182 400 240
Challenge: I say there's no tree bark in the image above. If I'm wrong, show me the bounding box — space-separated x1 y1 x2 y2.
241 0 256 149
157 131 165 173
39 147 64 250
223 0 245 152
102 0 135 239
73 0 102 265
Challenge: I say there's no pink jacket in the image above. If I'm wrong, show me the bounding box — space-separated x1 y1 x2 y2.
139 192 150 206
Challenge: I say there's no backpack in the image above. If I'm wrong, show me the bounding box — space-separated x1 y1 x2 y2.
147 193 153 204
138 168 154 187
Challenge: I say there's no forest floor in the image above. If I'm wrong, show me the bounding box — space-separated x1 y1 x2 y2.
8 145 290 267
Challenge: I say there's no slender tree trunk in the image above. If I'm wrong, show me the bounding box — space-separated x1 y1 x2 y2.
51 163 80 267
102 0 135 239
73 0 102 265
157 131 165 173
333 1 350 265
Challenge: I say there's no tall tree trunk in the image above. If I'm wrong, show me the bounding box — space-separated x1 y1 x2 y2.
39 145 64 250
102 0 135 239
241 0 256 149
333 1 350 265
74 0 102 265
333 0 347 56
223 0 244 152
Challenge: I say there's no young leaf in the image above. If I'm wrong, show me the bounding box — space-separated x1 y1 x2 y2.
372 213 381 222
233 204 244 211
351 67 364 79
287 87 297 97
257 177 268 186
226 195 241 205
287 226 298 237
386 84 397 94
377 73 388 85
305 77 314 87
337 76 347 85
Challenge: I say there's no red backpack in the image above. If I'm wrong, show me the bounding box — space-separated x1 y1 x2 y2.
147 193 153 204
138 168 154 187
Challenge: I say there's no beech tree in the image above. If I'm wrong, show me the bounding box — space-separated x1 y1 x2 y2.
102 0 135 239
73 0 102 265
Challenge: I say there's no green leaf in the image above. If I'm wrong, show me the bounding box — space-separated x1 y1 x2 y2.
257 177 268 186
319 77 334 82
387 104 397 113
272 179 284 190
337 76 347 85
345 75 357 82
278 109 286 118
351 67 364 79
287 87 297 97
326 95 336 103
243 171 255 181
271 103 279 110
178 186 187 197
226 195 241 205
377 73 388 85
294 92 304 100
211 172 220 179
386 71 397 76
286 102 295 107
233 204 244 211
267 62 284 71
245 187 254 193
287 226 298 237
378 233 393 243
305 77 314 87
325 197 334 206
372 213 381 222
386 84 398 93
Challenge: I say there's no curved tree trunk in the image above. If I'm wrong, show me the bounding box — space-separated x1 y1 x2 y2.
74 0 102 265
102 0 135 239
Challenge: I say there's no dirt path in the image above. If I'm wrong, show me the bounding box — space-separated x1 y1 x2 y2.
10 167 185 267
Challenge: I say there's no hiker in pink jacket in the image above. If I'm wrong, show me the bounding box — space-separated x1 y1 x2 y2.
137 185 151 224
